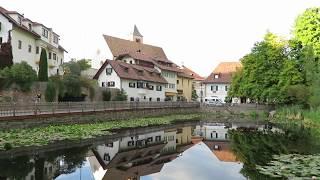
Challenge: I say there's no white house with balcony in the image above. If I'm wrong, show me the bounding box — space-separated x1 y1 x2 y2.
203 62 241 103
0 6 66 76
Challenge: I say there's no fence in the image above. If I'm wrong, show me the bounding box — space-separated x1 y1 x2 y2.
0 101 200 118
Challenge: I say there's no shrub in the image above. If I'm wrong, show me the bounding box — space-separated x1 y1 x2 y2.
0 62 37 92
102 89 111 101
113 89 127 101
45 80 56 102
38 49 48 81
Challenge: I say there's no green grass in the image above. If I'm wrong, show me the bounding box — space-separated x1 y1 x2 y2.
0 113 201 151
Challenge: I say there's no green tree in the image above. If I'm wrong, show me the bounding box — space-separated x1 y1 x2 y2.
77 59 91 71
38 49 48 81
102 89 112 101
294 8 320 56
45 80 56 102
229 32 287 103
0 62 37 92
191 89 198 101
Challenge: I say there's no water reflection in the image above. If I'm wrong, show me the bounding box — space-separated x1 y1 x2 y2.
0 120 319 180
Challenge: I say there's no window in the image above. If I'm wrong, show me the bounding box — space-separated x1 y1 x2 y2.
148 84 154 90
129 60 133 64
53 36 58 44
107 81 115 87
164 84 168 88
225 133 228 139
106 68 112 75
216 86 218 91
18 40 22 49
0 22 2 31
156 85 162 91
103 153 110 161
129 82 135 88
169 84 175 89
147 137 153 142
102 82 105 87
36 46 39 54
225 86 228 91
155 136 161 142
0 37 3 44
57 69 59 75
130 97 134 101
157 97 160 102
18 16 22 25
143 96 146 100
28 45 32 53
177 80 179 84
128 141 134 147
48 52 52 59
28 23 32 30
42 28 48 38
107 142 113 147
137 82 144 88
149 97 152 102
214 74 219 79
53 53 56 60
60 59 63 64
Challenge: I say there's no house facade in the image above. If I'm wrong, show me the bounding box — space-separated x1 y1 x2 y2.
177 70 194 101
93 59 167 102
179 66 204 102
100 25 191 101
203 62 241 103
0 6 66 76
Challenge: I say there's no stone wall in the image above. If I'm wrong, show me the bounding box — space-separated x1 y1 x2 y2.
0 107 200 129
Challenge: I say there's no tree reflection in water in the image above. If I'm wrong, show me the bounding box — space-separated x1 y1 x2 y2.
229 124 320 180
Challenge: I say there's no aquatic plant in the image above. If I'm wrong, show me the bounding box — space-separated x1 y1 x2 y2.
257 154 320 178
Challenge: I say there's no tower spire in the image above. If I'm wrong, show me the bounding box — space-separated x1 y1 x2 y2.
133 25 143 43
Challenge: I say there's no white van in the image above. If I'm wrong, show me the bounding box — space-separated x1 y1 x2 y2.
204 96 223 106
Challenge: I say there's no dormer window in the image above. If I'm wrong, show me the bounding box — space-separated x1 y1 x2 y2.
53 36 59 44
42 28 48 38
214 74 219 79
18 16 22 25
28 23 32 30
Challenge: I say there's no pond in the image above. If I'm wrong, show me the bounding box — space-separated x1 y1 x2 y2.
0 119 319 180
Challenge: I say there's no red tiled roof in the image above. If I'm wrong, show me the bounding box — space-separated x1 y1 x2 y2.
181 66 204 81
104 35 168 60
203 62 241 84
93 59 168 84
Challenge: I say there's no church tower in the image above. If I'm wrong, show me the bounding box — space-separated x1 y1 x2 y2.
133 25 143 43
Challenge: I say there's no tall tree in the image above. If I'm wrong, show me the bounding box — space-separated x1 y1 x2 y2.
294 7 320 56
38 49 48 81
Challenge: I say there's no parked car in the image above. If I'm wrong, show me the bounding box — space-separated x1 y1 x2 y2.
203 96 224 106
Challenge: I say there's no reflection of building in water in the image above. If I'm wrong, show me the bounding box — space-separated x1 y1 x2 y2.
203 141 239 162
194 123 230 141
90 126 195 180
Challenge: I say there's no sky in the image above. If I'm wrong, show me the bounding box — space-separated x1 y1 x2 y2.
1 0 320 76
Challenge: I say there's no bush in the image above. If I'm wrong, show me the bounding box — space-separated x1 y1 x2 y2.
0 62 37 92
45 81 56 102
102 89 111 101
113 89 127 101
38 49 48 81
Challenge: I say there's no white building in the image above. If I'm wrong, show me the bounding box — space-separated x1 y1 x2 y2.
203 62 242 103
0 6 66 76
93 59 167 101
101 25 183 101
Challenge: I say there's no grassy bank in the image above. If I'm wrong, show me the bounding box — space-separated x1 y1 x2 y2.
0 114 201 151
274 106 320 137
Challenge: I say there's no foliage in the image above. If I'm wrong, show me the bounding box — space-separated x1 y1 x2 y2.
0 113 201 150
257 154 320 178
38 48 48 81
102 89 112 101
191 89 198 101
0 156 34 179
294 7 320 56
0 62 37 92
45 80 56 102
76 58 92 71
229 32 287 103
113 89 128 101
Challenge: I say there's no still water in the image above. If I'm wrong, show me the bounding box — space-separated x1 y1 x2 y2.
0 120 319 180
